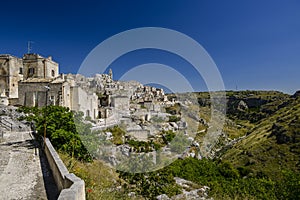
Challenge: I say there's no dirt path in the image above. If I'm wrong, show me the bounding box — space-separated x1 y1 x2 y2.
0 131 58 200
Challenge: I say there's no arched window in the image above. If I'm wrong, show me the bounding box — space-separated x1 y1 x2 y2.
51 70 55 77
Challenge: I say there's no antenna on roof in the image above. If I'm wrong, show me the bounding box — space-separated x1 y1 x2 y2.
27 41 34 54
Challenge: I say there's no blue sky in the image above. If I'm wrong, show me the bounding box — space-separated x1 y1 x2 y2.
1 0 299 94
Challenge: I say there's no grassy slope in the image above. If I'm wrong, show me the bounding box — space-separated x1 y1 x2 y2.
221 95 300 179
59 152 132 200
167 91 299 178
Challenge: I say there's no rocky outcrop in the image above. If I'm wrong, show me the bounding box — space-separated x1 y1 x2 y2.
156 177 212 200
0 106 29 132
292 90 300 98
237 100 248 111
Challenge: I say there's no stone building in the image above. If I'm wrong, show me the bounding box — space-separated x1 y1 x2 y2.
18 75 98 120
0 55 23 99
0 53 99 120
70 85 98 119
111 95 129 110
22 54 58 79
16 53 62 107
18 76 67 107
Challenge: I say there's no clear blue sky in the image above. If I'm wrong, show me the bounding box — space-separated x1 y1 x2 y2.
1 0 299 94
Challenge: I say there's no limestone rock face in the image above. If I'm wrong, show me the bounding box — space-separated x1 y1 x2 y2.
156 194 170 200
292 90 300 98
237 100 248 111
0 105 30 132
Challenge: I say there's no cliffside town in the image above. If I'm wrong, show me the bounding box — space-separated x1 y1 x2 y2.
0 53 166 118
0 53 194 146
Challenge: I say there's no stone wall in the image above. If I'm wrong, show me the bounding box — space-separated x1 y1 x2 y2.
112 95 129 110
44 138 86 200
18 81 52 107
70 86 98 120
127 129 150 141
0 55 23 98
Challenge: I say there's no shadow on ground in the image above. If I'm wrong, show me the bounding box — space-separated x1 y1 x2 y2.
0 134 60 200
37 140 60 200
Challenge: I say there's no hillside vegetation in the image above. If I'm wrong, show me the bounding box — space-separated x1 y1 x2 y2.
221 92 300 180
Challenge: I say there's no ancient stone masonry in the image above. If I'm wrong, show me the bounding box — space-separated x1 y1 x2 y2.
22 54 58 80
0 53 98 120
0 55 23 99
1 53 170 122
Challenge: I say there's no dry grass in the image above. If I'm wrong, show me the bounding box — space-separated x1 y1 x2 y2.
59 152 130 200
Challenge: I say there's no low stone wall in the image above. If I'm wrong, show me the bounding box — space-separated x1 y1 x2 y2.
44 138 86 200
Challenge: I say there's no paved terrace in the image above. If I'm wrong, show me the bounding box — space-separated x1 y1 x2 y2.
0 130 58 200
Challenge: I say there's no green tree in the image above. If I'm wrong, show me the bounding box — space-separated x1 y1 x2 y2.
18 106 92 162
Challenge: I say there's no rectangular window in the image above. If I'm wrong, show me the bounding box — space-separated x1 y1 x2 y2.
28 68 35 76
49 96 55 105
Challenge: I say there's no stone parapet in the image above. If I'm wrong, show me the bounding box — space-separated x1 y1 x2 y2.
44 138 86 200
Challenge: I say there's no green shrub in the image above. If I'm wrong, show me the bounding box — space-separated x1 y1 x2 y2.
168 115 181 122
